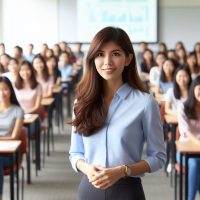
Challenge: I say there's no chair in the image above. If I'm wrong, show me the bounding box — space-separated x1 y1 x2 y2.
3 127 27 200
174 126 185 200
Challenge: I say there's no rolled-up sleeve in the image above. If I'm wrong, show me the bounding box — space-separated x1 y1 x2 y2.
69 125 85 172
142 95 166 172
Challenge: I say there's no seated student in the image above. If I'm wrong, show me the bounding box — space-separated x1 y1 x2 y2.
33 54 54 98
186 52 200 80
13 46 24 64
25 43 35 63
73 42 84 68
139 48 155 82
136 41 148 66
149 52 166 87
46 56 61 86
165 66 192 116
176 47 187 66
0 64 4 75
0 54 10 72
177 76 200 200
0 77 24 200
155 58 176 97
2 58 19 84
52 44 61 58
14 60 42 114
58 51 73 88
0 43 5 56
158 42 168 55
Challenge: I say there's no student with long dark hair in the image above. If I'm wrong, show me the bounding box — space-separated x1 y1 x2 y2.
165 66 192 116
15 60 42 114
0 77 24 200
69 27 166 200
156 58 176 96
186 52 200 80
33 54 54 98
46 56 61 86
177 76 200 200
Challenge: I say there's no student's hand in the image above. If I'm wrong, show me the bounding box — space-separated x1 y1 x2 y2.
90 165 125 189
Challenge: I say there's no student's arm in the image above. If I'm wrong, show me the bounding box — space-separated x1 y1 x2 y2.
43 85 53 98
0 118 23 140
186 131 200 146
56 77 61 86
25 95 42 114
165 101 177 117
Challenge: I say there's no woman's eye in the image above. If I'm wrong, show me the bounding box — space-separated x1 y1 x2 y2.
112 52 120 56
96 52 104 57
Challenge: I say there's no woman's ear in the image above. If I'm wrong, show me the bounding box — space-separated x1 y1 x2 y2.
125 54 133 66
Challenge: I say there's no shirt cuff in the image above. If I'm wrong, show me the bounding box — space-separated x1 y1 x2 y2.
69 154 85 173
144 156 165 173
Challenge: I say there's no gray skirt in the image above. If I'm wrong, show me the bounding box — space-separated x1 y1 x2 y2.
77 175 146 200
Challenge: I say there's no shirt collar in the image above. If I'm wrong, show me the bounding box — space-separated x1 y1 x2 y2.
115 83 132 100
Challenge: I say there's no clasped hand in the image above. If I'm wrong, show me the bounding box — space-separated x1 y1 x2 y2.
86 164 124 190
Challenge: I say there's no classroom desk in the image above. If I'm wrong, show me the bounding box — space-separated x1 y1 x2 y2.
176 140 200 200
41 98 54 156
53 86 64 132
23 114 39 184
61 77 73 117
0 140 21 200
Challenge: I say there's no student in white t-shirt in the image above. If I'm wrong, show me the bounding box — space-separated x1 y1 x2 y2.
165 66 192 116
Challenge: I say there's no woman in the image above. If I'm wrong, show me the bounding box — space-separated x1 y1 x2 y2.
46 56 61 86
14 60 42 114
165 66 192 116
69 27 166 200
2 58 20 84
33 54 54 98
149 52 166 87
186 52 200 80
156 58 176 96
177 76 200 200
0 77 24 200
139 48 155 82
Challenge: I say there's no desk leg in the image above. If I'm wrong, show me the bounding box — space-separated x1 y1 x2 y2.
35 119 41 171
185 155 188 200
26 125 31 184
67 86 72 117
180 153 183 200
9 155 14 200
16 150 19 200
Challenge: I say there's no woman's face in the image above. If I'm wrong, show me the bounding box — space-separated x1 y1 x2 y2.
47 58 56 70
0 82 11 103
194 84 200 102
33 58 44 72
163 60 174 76
176 70 190 88
187 55 197 67
94 41 132 84
156 54 166 67
8 60 19 74
143 51 152 61
19 64 32 80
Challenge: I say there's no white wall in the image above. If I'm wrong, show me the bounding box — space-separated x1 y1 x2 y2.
0 0 200 53
1 0 58 54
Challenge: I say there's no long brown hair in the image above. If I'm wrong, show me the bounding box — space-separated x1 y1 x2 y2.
71 26 147 136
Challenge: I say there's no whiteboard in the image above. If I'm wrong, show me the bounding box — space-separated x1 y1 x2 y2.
76 0 158 43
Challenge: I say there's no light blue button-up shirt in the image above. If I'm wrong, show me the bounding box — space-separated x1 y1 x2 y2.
69 83 166 176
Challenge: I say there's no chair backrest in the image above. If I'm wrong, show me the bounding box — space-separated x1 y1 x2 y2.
18 127 27 154
39 105 48 121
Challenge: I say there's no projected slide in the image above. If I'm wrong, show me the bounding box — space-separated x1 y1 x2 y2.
77 0 158 43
